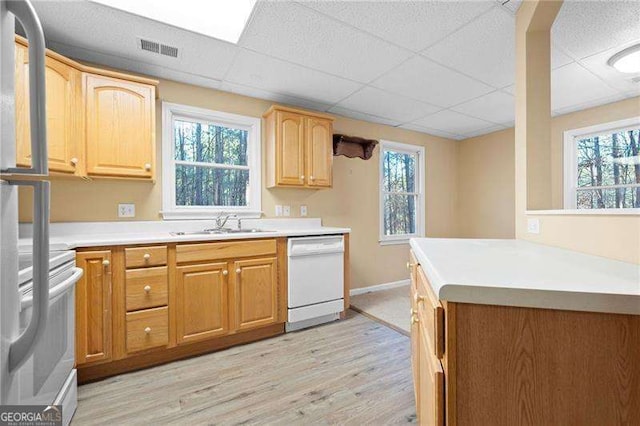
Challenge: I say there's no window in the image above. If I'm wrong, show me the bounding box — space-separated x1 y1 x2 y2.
564 117 640 210
379 141 425 244
162 103 261 219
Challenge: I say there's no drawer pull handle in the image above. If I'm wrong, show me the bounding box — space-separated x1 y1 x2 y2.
70 157 78 166
236 268 241 274
300 175 305 181
310 175 315 181
144 285 151 293
222 270 228 276
406 262 414 270
411 315 419 325
143 253 151 261
410 308 416 316
102 259 110 267
144 163 152 171
144 327 151 334
414 294 425 304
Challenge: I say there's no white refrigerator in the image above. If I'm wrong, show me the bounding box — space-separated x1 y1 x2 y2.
1 1 81 424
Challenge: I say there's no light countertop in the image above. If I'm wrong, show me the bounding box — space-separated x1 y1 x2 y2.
409 238 640 315
18 218 350 251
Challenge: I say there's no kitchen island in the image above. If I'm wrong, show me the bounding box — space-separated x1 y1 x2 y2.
408 238 640 425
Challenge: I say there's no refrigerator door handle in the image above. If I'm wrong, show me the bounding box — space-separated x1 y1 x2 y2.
2 0 47 176
8 180 49 372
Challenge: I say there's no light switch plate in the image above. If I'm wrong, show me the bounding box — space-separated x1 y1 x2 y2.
275 205 283 217
283 205 291 217
300 205 308 217
527 218 540 234
118 203 135 218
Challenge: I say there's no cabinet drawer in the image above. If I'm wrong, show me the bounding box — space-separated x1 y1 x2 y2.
125 307 168 353
417 266 445 359
176 239 277 264
125 266 168 311
125 246 167 268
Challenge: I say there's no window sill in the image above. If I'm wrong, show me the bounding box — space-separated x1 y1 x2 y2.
379 239 411 246
527 209 640 216
161 210 263 220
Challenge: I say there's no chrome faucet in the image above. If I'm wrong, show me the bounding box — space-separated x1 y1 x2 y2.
206 212 235 231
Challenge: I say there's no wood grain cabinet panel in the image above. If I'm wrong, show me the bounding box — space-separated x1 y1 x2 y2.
76 250 112 365
125 307 169 353
417 266 444 359
176 262 229 344
305 117 333 188
264 105 334 188
232 257 278 331
85 74 155 179
410 280 420 404
125 245 167 268
125 266 168 311
418 328 444 426
15 43 82 174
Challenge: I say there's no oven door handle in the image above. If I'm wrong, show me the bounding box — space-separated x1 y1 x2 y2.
20 268 82 309
3 0 48 176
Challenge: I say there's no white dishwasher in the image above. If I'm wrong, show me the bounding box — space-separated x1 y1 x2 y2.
287 235 345 332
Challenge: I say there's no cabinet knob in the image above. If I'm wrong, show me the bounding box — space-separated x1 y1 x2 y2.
411 315 419 325
143 253 151 261
222 270 228 276
300 175 305 181
102 259 110 267
414 293 425 304
236 268 241 274
144 327 151 334
144 285 151 293
310 175 315 181
406 262 412 270
70 157 78 166
410 308 416 316
144 163 152 171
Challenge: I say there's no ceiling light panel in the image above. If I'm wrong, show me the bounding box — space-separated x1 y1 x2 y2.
90 0 256 44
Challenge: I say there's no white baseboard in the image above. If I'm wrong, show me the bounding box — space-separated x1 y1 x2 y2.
349 279 410 296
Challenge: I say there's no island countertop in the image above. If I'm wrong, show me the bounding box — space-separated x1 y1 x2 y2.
409 238 640 315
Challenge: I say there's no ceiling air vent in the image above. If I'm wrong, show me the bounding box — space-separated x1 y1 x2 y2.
138 37 179 58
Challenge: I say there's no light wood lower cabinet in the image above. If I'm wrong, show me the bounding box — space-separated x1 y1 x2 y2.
125 306 169 353
75 250 112 366
175 262 230 344
409 249 640 425
233 257 278 331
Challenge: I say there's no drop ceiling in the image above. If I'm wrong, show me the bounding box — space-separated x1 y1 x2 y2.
28 0 640 140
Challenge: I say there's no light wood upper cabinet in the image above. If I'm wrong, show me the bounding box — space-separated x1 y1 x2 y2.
76 250 112 366
265 105 334 188
305 117 333 188
175 262 229 345
85 74 155 179
15 43 83 175
232 257 278 331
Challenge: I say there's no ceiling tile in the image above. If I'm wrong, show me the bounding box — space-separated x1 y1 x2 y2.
220 81 332 112
462 124 507 139
239 1 411 83
451 91 515 125
551 63 621 111
552 1 640 60
552 92 634 117
398 123 463 140
579 44 640 96
302 0 494 52
328 106 401 127
32 1 238 80
411 110 497 136
226 50 362 105
371 56 494 108
334 87 441 123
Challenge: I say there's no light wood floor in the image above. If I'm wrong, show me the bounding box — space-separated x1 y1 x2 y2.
73 311 416 425
351 286 410 335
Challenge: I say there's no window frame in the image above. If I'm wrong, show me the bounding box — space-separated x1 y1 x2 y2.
161 102 262 219
563 116 640 210
379 140 426 245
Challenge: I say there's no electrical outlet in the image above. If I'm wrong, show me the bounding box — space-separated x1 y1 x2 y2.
118 203 135 218
300 205 308 217
283 205 291 217
275 205 283 217
527 218 540 234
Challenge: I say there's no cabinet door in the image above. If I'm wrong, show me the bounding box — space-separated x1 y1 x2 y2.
15 44 82 174
418 327 444 426
232 257 278 331
410 279 420 404
175 262 229 344
76 251 112 365
305 117 333 188
275 111 305 186
85 74 154 178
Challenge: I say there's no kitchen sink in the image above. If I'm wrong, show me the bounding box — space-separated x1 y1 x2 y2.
170 228 275 236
